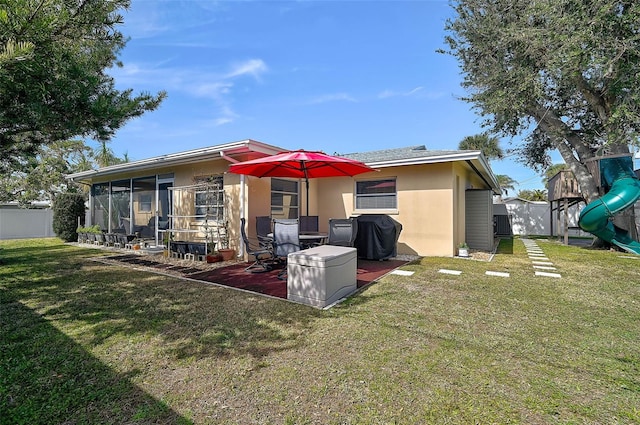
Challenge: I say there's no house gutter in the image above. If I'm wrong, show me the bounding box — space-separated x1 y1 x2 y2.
65 139 283 184
362 151 484 168
360 150 501 194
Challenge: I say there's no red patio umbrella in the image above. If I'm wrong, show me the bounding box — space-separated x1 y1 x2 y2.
228 150 376 215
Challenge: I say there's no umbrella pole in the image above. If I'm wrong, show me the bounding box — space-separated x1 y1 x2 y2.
305 178 309 216
301 161 310 217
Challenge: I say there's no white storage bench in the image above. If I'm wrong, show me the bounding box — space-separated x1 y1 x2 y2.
287 245 357 308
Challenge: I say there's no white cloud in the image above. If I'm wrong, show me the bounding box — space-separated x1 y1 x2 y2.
213 117 234 126
308 93 357 104
225 59 268 80
378 86 424 99
109 57 269 126
211 106 239 126
190 82 233 99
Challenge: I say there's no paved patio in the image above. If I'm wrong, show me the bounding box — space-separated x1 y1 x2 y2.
98 253 410 301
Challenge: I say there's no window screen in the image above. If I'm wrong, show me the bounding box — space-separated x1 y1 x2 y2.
271 178 299 219
356 179 397 209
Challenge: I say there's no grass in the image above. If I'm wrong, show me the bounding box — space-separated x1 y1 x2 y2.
1 237 639 424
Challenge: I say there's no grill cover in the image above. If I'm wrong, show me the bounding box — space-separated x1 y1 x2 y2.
354 214 402 260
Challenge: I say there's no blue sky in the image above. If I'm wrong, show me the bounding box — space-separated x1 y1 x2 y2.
105 0 548 192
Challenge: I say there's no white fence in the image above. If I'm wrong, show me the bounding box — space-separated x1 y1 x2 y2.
0 209 55 240
500 199 591 237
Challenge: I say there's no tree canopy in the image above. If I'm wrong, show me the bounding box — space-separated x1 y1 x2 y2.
442 0 640 203
458 133 504 160
495 174 517 196
517 189 548 202
0 139 128 206
0 0 166 174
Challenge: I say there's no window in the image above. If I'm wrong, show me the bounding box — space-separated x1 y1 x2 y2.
355 178 397 210
194 175 224 220
138 194 152 212
271 178 299 219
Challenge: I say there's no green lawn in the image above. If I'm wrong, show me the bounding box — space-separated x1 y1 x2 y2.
1 238 639 424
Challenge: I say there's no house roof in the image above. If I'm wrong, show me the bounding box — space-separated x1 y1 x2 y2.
66 139 284 184
339 145 501 194
66 141 501 194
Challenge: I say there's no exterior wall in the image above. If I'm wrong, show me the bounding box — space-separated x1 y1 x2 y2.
0 209 55 240
84 155 495 258
244 175 272 239
316 162 460 257
171 160 241 250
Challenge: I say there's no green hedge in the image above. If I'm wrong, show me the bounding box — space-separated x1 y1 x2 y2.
52 193 86 242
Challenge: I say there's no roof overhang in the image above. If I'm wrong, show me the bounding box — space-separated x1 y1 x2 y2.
363 150 501 194
65 139 284 185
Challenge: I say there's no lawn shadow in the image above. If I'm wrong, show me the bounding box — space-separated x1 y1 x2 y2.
496 237 514 254
1 241 325 363
0 293 191 425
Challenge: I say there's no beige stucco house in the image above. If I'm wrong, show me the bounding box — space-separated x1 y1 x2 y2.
66 139 500 258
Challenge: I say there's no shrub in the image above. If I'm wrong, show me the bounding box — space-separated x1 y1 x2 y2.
53 193 86 242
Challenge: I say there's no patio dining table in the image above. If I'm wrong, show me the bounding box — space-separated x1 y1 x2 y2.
267 231 328 248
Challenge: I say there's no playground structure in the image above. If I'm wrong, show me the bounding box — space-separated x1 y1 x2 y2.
547 170 587 244
577 155 640 254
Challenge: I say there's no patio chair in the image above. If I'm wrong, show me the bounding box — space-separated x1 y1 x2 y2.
273 218 301 280
328 217 358 247
104 233 118 247
299 215 319 233
240 218 276 273
299 215 321 249
256 215 273 249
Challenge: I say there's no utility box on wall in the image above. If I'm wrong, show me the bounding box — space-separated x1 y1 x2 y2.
465 189 494 251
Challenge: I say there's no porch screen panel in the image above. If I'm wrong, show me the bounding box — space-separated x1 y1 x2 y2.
91 183 109 230
132 176 156 238
110 179 131 233
271 178 298 219
158 181 173 231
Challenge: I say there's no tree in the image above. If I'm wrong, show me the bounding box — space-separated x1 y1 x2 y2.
0 0 166 174
94 140 126 168
441 1 640 205
52 193 86 242
496 174 517 196
517 189 548 202
458 133 504 160
543 163 570 187
0 139 126 206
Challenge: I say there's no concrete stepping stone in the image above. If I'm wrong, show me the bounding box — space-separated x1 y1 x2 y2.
391 270 414 276
535 271 562 278
486 271 510 277
439 269 462 275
